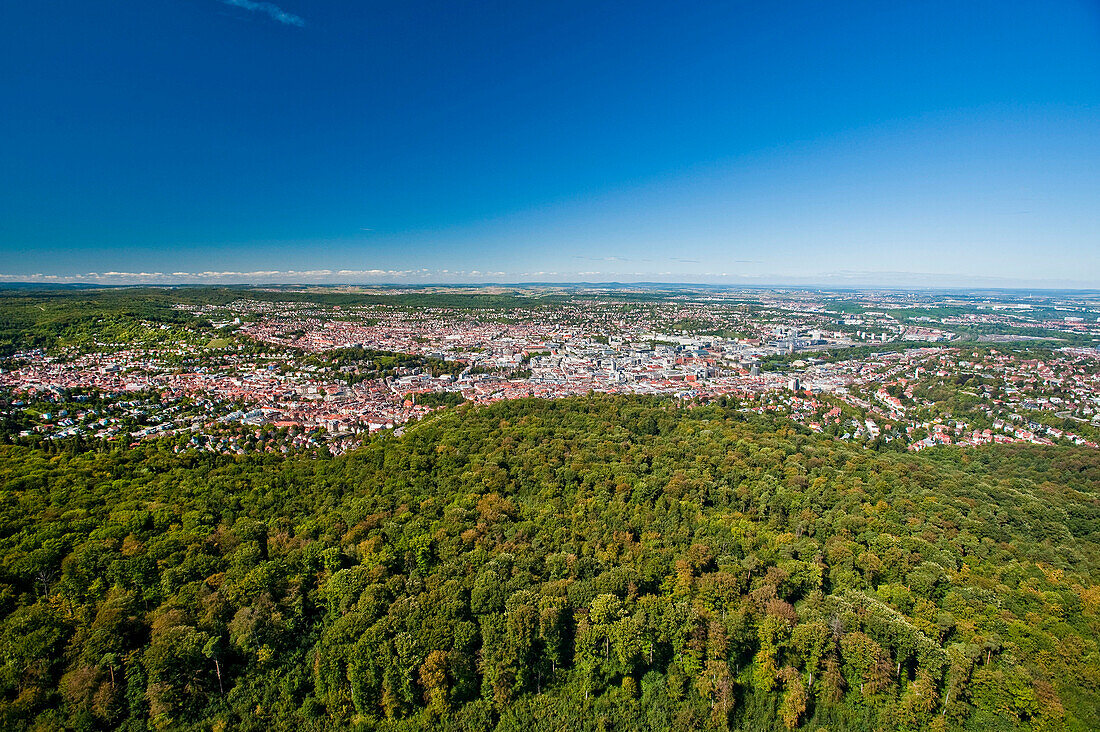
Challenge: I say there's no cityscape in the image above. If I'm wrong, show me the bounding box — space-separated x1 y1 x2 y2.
4 287 1098 456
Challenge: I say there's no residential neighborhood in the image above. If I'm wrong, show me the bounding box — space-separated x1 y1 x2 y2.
3 287 1098 454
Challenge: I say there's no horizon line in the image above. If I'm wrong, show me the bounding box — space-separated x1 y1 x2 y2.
1 280 1099 294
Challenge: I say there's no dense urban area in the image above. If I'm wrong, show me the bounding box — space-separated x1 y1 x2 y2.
3 286 1099 456
0 285 1098 732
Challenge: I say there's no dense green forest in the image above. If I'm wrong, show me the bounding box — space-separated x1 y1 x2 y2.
0 396 1098 730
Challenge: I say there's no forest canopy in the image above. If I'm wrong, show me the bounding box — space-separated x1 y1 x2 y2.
0 395 1097 730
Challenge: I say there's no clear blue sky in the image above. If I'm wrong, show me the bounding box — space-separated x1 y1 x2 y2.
2 0 1099 286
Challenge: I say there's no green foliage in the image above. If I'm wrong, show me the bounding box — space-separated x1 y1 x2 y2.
408 391 467 409
0 395 1097 730
0 288 216 355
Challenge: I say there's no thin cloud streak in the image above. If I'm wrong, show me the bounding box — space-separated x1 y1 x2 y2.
220 0 304 27
0 269 1096 288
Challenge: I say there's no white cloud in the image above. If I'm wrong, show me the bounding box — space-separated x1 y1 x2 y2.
0 268 1095 288
220 0 304 27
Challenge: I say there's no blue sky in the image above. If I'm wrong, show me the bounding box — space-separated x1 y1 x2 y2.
2 0 1099 286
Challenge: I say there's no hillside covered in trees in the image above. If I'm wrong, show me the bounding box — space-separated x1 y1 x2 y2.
0 396 1098 731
